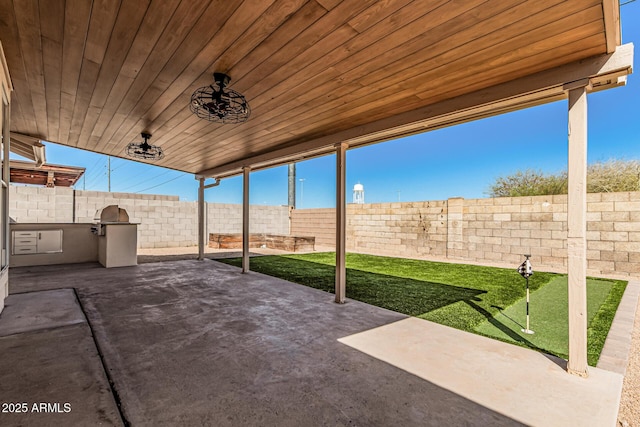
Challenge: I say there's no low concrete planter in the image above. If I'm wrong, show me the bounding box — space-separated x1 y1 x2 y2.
209 233 315 252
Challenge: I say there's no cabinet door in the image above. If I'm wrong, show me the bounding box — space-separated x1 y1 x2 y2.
36 230 63 253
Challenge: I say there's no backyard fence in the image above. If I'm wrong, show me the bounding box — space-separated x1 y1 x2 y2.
11 184 640 277
290 192 640 278
9 185 289 249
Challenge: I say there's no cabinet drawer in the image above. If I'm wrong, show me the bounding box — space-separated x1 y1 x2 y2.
14 237 37 246
13 231 37 238
14 246 37 254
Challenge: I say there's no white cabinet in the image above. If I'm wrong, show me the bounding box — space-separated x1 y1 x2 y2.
35 230 63 253
12 230 63 255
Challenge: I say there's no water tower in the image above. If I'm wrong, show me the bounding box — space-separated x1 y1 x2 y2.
353 183 364 204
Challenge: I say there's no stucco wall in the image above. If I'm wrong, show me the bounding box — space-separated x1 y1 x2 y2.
9 185 290 249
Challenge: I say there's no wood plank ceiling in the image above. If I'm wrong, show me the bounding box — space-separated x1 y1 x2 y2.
0 0 614 175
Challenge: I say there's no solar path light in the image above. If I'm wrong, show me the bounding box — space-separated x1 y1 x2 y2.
517 254 534 335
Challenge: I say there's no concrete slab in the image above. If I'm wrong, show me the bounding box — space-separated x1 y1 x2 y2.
9 260 629 426
598 280 640 374
12 260 523 426
339 317 623 427
0 289 85 336
0 317 122 426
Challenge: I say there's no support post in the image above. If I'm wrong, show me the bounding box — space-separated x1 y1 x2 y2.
242 167 251 273
335 143 347 303
198 177 205 261
565 80 590 377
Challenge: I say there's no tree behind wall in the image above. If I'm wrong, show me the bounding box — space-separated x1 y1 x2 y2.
488 159 640 197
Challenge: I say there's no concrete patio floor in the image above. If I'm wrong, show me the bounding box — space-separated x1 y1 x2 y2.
0 259 628 426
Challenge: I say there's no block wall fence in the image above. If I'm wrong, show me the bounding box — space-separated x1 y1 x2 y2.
290 192 640 277
8 185 290 249
10 185 640 277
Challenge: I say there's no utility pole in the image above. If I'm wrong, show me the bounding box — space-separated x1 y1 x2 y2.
288 163 296 208
107 156 111 192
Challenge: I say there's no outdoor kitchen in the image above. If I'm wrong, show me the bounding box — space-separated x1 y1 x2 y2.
10 205 137 268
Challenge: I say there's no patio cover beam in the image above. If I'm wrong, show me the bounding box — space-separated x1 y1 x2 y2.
335 143 347 304
197 44 633 181
565 80 590 377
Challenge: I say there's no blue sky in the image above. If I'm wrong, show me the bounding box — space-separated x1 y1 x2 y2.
19 2 640 207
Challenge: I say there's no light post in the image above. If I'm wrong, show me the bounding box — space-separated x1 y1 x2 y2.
299 178 305 207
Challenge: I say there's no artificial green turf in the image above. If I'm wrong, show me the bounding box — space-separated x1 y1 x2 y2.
218 252 626 365
474 276 626 365
220 252 556 327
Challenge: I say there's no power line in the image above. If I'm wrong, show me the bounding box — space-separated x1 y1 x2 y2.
83 157 108 183
119 168 173 192
621 0 636 5
133 173 188 194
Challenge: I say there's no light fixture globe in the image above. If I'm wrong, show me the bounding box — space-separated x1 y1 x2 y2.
190 72 250 124
125 132 165 161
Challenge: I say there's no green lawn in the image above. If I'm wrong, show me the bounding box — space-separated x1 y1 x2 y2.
219 252 626 365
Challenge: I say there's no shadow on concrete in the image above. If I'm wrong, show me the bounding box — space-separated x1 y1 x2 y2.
40 259 521 426
465 300 542 351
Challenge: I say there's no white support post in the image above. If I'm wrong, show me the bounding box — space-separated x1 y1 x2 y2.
242 167 251 273
335 143 347 303
565 80 590 377
198 177 205 261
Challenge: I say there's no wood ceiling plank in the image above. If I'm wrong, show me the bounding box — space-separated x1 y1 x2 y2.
186 22 604 170
346 0 414 33
121 0 321 156
105 0 290 157
67 0 120 146
12 0 48 138
344 44 606 142
166 0 507 162
88 0 206 149
41 36 63 142
86 0 182 145
314 0 341 11
212 0 310 74
231 0 376 95
356 0 570 87
164 0 511 165
149 26 355 157
58 0 92 145
76 0 150 149
98 0 245 151
157 0 448 160
1 0 617 175
258 33 607 158
67 58 100 146
0 0 34 133
141 1 376 157
39 0 65 142
191 0 600 160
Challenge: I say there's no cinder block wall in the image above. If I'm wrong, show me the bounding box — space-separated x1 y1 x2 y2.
9 186 290 249
290 192 640 277
290 208 336 247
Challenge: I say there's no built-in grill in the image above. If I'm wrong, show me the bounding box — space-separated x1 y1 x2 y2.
91 205 137 268
91 205 131 235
